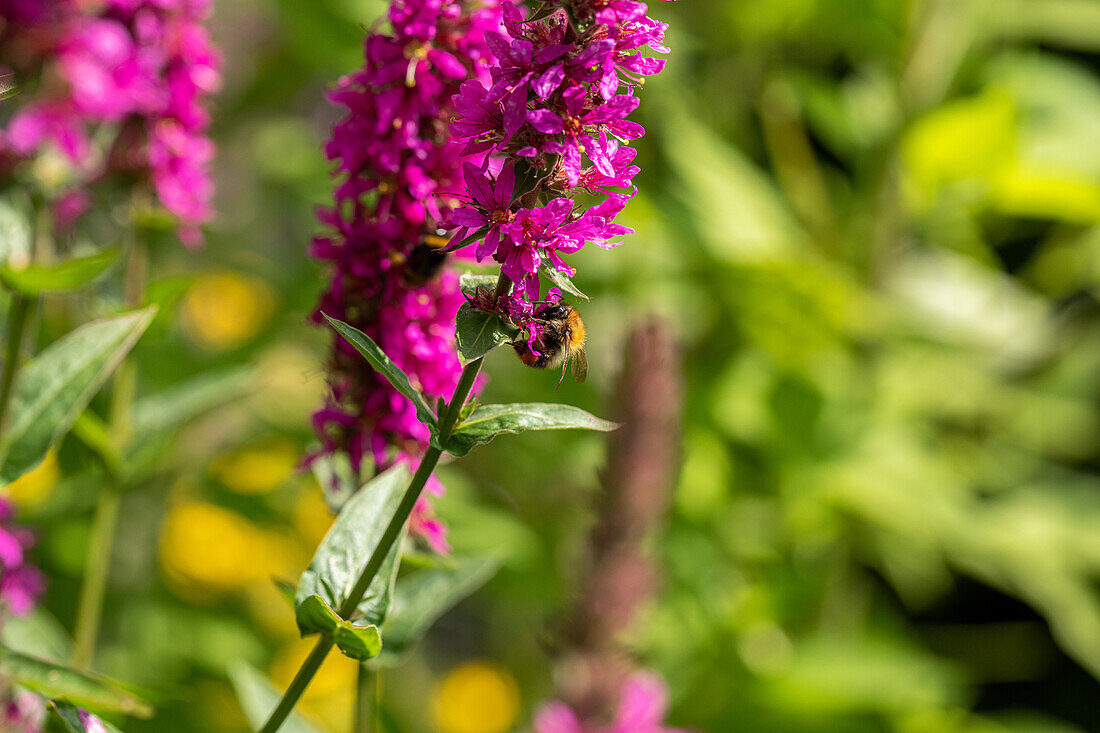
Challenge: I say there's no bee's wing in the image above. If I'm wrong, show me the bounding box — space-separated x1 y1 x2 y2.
571 347 588 383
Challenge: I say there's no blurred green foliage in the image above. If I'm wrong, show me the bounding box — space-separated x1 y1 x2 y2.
5 0 1100 731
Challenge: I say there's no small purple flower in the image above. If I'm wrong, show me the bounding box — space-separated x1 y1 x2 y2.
534 672 687 733
0 497 45 620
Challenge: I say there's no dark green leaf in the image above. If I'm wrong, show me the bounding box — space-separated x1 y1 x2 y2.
446 403 619 456
541 266 588 300
376 556 502 665
295 464 410 634
0 247 119 295
50 700 124 733
229 661 324 733
323 315 437 428
0 647 152 718
0 308 156 483
454 303 519 365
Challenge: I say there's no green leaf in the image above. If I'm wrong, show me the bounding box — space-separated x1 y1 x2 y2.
50 700 124 733
0 308 156 483
323 315 437 428
377 556 502 665
272 577 296 607
0 608 73 663
295 595 383 661
0 247 119 295
332 622 383 661
445 403 619 456
541 266 588 301
454 303 519 365
310 449 357 512
459 272 498 297
295 463 411 634
0 647 152 718
229 661 324 733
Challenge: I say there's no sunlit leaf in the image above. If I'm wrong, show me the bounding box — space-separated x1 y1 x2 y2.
0 308 156 482
446 403 618 456
0 247 119 295
0 647 152 718
542 265 588 300
295 463 410 634
296 595 383 661
323 315 437 428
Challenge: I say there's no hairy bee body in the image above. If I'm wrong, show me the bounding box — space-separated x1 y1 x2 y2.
513 302 588 383
394 232 449 286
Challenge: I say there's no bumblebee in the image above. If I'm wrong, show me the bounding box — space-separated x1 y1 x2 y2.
393 231 450 286
513 302 588 384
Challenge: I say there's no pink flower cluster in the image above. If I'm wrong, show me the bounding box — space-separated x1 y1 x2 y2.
0 0 220 244
0 496 44 621
535 672 686 733
310 0 502 553
446 0 668 314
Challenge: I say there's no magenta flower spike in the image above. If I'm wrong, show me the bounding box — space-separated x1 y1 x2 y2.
310 0 503 552
447 0 669 332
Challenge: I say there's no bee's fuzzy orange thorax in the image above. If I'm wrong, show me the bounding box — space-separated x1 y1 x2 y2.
565 308 586 352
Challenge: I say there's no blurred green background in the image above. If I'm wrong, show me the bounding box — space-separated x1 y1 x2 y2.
7 0 1100 730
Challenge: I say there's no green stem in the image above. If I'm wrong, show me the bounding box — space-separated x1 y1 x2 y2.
354 664 379 733
71 485 120 669
0 294 33 432
72 234 147 669
259 356 485 733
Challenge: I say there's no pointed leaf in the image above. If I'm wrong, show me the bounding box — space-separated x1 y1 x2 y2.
0 197 32 268
0 647 152 718
295 463 410 634
377 556 502 665
323 315 437 428
50 700 124 733
229 661 324 733
541 266 588 300
0 247 119 295
310 449 357 512
446 403 619 456
455 303 519 365
0 308 156 482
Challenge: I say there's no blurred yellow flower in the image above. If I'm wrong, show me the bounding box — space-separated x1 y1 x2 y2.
212 440 300 495
271 638 356 731
3 448 59 507
182 270 275 351
293 483 334 548
431 661 520 733
160 501 298 598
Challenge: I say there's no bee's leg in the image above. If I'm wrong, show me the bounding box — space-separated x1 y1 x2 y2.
556 353 569 390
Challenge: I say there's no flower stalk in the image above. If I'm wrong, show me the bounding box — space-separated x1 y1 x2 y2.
259 356 485 733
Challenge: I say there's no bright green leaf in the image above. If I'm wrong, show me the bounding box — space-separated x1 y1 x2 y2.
0 647 152 718
454 304 519 365
542 266 588 301
229 661 324 733
332 622 383 661
376 556 502 665
0 308 156 483
0 247 119 295
295 595 383 661
323 315 437 428
295 463 410 634
446 403 619 456
50 700 124 733
0 197 32 269
0 608 73 663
